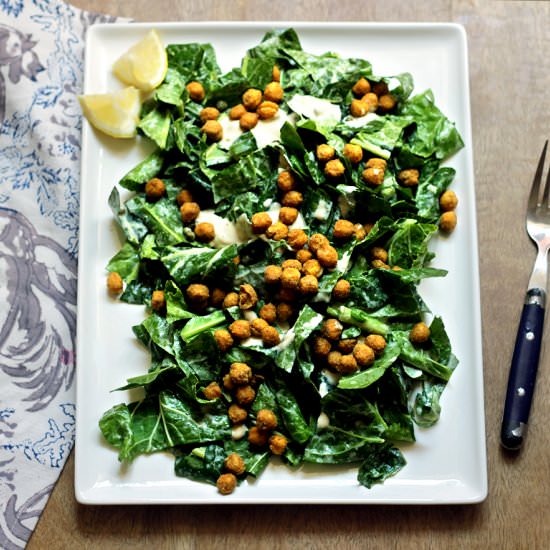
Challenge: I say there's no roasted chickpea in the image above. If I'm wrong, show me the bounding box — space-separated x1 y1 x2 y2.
281 267 301 290
296 248 313 263
343 143 363 164
362 166 385 186
281 259 302 271
224 453 246 475
279 206 299 226
371 246 388 263
378 94 396 112
325 159 345 178
180 201 200 223
151 290 165 312
250 318 269 337
366 157 387 170
186 81 205 102
327 350 343 369
259 302 277 324
265 221 289 241
216 473 237 495
337 338 357 354
176 189 194 205
317 245 339 268
353 343 375 367
371 259 390 269
313 336 332 358
261 325 280 347
235 384 256 406
354 224 367 241
199 106 220 122
398 169 420 187
440 190 458 212
251 211 272 234
238 284 258 310
362 92 379 112
200 120 223 142
229 319 251 341
316 143 335 162
195 222 215 242
277 170 297 192
299 274 319 295
281 190 304 208
248 425 268 447
277 288 297 303
352 77 371 96
228 104 246 121
410 321 431 344
145 177 166 201
365 334 387 355
302 259 323 278
322 318 343 341
287 229 308 250
214 329 233 352
202 381 222 400
372 80 389 96
269 434 288 455
336 354 359 374
257 100 279 120
308 233 330 254
333 219 355 240
210 287 227 308
276 302 294 323
272 65 281 82
242 88 263 110
186 283 209 303
439 211 458 233
230 362 252 385
350 98 369 118
239 112 259 131
256 409 278 431
332 279 351 301
264 81 284 103
228 403 248 424
223 291 239 309
107 271 123 295
264 264 283 285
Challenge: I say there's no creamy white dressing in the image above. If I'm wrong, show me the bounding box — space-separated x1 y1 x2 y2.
267 201 307 230
316 412 330 430
231 424 247 441
195 210 253 249
312 199 332 221
311 290 332 303
240 336 264 348
243 310 258 322
287 94 341 124
217 114 242 149
342 112 379 128
337 188 357 217
274 329 296 352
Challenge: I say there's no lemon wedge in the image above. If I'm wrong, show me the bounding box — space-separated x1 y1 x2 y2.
78 86 141 138
112 29 168 92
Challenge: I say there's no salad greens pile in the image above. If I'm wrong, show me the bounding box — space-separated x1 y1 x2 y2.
99 28 463 492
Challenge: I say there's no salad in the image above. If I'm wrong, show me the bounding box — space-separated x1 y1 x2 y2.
99 28 463 495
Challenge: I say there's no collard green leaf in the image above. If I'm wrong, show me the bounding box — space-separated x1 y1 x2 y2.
108 186 148 245
275 387 312 444
106 242 140 283
119 150 164 191
357 445 406 488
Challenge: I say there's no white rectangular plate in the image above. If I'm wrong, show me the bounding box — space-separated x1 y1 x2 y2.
75 22 486 504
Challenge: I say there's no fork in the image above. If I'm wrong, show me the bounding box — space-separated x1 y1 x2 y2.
501 140 550 450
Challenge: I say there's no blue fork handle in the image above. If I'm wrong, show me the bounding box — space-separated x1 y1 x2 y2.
500 289 545 450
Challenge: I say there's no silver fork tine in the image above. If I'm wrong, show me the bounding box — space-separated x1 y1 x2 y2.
529 140 548 210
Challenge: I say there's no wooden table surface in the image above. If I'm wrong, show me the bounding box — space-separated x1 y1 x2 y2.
29 1 550 548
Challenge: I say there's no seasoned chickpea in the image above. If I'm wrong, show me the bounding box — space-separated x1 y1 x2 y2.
277 288 297 303
251 318 269 337
296 248 313 263
277 170 297 192
248 425 268 447
251 211 272 234
239 112 259 131
264 81 284 103
239 284 258 310
228 403 248 424
281 259 302 271
281 190 304 208
299 274 319 295
362 92 379 112
257 100 279 119
216 473 237 495
353 343 375 367
180 201 200 223
354 224 367 241
229 319 251 341
398 169 420 187
322 319 343 341
223 291 239 309
371 259 390 269
230 362 252 385
186 283 209 303
316 144 335 162
302 258 323 278
366 157 387 170
242 88 263 110
440 190 458 212
313 336 332 358
317 245 339 268
350 99 369 118
352 77 371 96
229 103 247 120
269 434 288 455
337 338 357 354
287 229 308 250
272 65 281 82
186 81 205 102
439 211 458 233
327 350 343 369
195 222 215 242
235 384 256 406
107 271 123 295
145 177 166 201
325 159 346 178
276 302 294 323
265 221 289 241
261 325 281 347
223 373 236 390
371 246 388 263
199 106 220 122
343 143 363 164
365 334 387 355
410 321 431 344
333 219 355 240
336 354 359 374
332 279 351 301
372 80 389 96
151 290 165 312
176 189 194 205
264 264 283 285
308 233 330 254
259 302 277 324
279 206 299 225
202 381 222 400
281 267 301 289
210 287 227 308
362 166 385 186
224 453 246 475
378 94 396 112
256 409 278 431
201 120 223 142
214 329 233 352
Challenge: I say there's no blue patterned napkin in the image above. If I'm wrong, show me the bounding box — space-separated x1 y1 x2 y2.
0 1 118 547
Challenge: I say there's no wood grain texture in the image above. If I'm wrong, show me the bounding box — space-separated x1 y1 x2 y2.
29 1 550 548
